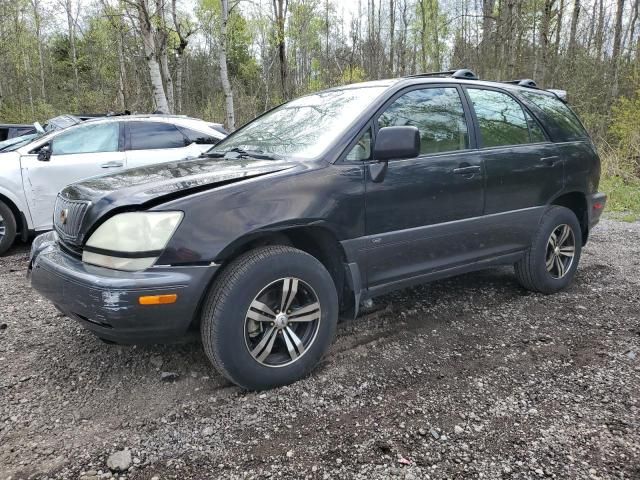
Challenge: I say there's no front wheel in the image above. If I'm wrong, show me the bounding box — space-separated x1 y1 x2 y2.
515 205 582 294
0 200 17 255
201 246 338 390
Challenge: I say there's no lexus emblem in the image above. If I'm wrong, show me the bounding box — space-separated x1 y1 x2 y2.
60 208 69 225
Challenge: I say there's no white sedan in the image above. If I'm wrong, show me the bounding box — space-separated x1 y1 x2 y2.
0 115 226 254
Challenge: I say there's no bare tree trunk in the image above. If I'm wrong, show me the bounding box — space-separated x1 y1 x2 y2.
31 0 46 101
595 0 605 60
134 0 169 113
540 0 554 87
611 0 626 98
273 0 288 99
555 0 564 56
219 0 235 130
568 0 580 51
116 25 126 110
586 0 597 49
171 0 193 114
612 0 626 59
65 0 79 92
175 55 183 114
419 0 427 70
389 0 395 75
481 0 496 77
155 0 174 113
625 0 639 60
23 55 35 116
159 53 174 112
431 0 441 71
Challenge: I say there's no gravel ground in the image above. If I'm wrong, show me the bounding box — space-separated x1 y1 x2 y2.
1 219 639 480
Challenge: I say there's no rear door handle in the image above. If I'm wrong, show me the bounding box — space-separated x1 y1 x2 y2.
540 156 560 166
100 161 124 168
453 165 481 175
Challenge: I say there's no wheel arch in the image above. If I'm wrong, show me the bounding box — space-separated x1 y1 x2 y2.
209 224 358 319
0 191 28 241
550 191 589 244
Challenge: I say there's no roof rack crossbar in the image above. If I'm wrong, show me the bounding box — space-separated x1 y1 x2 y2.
502 78 538 88
405 70 458 78
404 68 479 81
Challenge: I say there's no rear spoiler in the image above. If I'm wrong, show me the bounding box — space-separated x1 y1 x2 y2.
546 89 568 102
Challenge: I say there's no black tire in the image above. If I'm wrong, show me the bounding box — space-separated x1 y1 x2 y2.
515 205 582 294
0 200 17 255
200 245 338 390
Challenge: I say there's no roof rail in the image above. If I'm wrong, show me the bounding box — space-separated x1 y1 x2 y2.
503 78 538 88
405 68 479 81
546 89 568 102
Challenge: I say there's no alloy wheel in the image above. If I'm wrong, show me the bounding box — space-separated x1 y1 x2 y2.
244 277 321 367
545 224 575 279
0 212 5 241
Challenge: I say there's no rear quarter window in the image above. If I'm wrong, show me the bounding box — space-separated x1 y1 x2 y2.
520 91 588 141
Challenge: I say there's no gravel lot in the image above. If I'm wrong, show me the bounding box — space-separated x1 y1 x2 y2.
1 219 639 480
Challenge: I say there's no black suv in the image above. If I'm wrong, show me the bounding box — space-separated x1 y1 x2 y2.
29 70 606 390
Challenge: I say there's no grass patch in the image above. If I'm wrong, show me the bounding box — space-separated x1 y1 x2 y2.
600 176 640 222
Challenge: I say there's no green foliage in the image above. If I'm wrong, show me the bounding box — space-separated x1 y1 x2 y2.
600 176 640 222
340 66 367 85
609 88 640 160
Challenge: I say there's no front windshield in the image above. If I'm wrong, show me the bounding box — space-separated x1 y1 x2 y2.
211 86 387 159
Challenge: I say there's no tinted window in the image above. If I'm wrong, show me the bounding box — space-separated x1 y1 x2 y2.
378 87 469 155
520 91 588 140
467 89 530 147
128 122 186 150
526 110 546 142
346 129 372 161
178 126 220 145
52 122 119 155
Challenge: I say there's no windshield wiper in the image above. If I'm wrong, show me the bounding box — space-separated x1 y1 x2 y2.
201 147 278 160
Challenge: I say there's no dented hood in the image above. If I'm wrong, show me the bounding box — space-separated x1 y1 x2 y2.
60 156 297 207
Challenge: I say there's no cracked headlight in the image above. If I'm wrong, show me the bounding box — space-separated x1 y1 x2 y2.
82 211 183 271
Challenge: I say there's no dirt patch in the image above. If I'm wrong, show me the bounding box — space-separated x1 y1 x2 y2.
1 219 639 479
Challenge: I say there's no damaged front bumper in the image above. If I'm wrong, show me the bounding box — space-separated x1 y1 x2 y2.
28 232 218 344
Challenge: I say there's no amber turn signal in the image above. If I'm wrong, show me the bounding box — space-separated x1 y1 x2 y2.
138 294 178 305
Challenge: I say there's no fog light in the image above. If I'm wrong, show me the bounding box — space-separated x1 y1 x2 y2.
139 294 178 305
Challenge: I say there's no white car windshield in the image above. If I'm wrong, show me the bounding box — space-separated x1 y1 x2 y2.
210 86 387 159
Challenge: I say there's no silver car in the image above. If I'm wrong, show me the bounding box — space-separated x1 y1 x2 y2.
0 115 226 253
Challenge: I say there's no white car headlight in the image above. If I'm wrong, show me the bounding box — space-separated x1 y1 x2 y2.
82 211 183 271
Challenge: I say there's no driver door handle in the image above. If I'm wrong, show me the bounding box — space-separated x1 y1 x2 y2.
100 161 124 168
453 165 481 175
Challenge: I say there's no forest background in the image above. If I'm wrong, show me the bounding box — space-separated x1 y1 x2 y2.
1 0 638 217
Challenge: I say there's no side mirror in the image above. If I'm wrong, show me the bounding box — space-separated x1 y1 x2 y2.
373 126 420 161
37 145 52 162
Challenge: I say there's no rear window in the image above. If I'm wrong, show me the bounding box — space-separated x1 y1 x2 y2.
177 126 221 145
520 91 588 141
128 122 186 150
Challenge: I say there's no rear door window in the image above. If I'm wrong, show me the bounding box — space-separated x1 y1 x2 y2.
177 126 221 145
377 87 469 155
467 88 530 148
128 122 186 150
520 91 588 140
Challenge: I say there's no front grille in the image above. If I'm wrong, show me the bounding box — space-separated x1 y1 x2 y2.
53 196 90 243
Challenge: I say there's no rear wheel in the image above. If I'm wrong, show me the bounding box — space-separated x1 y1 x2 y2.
515 205 582 294
0 200 17 255
200 245 338 390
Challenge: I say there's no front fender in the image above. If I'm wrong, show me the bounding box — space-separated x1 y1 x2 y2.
153 163 365 265
0 153 33 229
